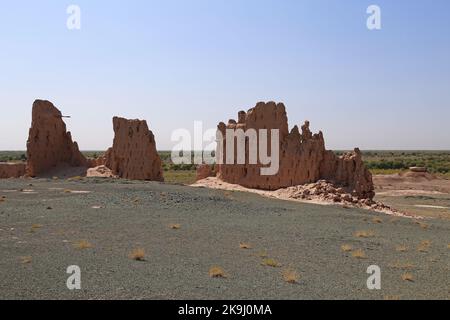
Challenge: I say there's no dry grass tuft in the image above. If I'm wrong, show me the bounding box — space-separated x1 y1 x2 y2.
209 266 227 278
129 248 146 261
282 269 300 284
351 249 367 259
428 256 439 263
354 230 375 238
20 256 32 264
396 245 408 252
169 224 181 230
341 244 353 252
261 258 281 267
384 295 400 300
223 191 234 199
414 220 430 230
239 243 252 249
447 244 450 249
30 224 43 233
74 240 93 250
401 273 414 282
418 240 431 252
372 217 383 224
63 189 72 193
257 251 268 258
420 223 429 230
0 195 6 202
388 261 414 270
67 176 83 181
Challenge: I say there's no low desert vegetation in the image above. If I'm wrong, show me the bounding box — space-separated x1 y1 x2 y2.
282 269 300 284
419 223 429 230
209 266 227 278
414 220 429 230
396 245 408 252
30 224 43 233
163 170 196 185
239 242 252 249
354 230 375 238
384 295 401 300
351 249 367 259
261 258 281 267
372 217 383 224
223 191 234 199
362 150 450 176
20 256 32 264
401 273 415 282
0 151 27 162
257 250 268 258
388 261 415 270
418 240 432 252
129 248 146 261
169 224 181 230
67 176 84 181
74 240 93 250
447 244 450 249
341 244 353 252
63 189 72 193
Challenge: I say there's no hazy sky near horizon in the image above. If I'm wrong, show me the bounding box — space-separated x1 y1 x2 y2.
1 0 449 151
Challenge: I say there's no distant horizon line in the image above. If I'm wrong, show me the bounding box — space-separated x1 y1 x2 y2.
2 150 450 153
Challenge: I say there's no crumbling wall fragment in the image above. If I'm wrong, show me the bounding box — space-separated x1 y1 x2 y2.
26 100 87 177
104 117 164 181
0 163 26 179
196 164 214 181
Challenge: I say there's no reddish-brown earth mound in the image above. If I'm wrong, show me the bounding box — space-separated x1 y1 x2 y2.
216 102 374 199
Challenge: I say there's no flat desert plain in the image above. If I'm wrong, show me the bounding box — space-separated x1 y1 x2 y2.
0 177 449 300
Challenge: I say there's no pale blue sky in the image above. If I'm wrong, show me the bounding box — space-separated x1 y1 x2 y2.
1 0 449 150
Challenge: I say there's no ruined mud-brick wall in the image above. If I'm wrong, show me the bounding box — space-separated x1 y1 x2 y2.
26 100 88 177
196 164 214 181
216 102 374 199
104 117 164 181
320 148 374 199
0 163 26 179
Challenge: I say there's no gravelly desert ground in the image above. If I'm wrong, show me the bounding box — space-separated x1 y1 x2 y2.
0 178 449 300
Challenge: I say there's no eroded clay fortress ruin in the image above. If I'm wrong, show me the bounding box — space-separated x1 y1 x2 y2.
216 102 374 199
0 99 374 200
